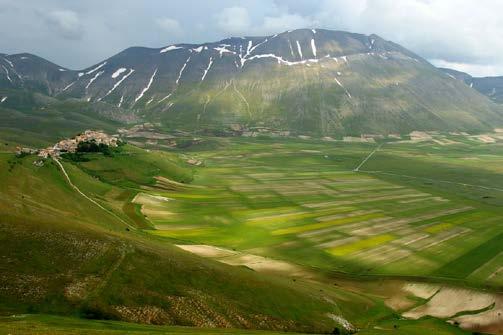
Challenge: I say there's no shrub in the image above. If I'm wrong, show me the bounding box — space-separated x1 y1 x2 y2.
61 152 90 162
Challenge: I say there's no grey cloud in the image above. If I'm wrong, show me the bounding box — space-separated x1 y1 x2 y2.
0 0 501 76
216 6 251 34
156 17 183 36
44 9 84 40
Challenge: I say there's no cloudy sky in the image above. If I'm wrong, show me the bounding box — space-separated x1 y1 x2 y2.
1 0 502 76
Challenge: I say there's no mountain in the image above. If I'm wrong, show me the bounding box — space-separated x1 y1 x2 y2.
440 68 503 104
0 53 75 94
2 29 503 135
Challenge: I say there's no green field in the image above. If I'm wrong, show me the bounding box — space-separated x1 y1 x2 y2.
0 314 469 335
121 137 503 288
2 131 502 334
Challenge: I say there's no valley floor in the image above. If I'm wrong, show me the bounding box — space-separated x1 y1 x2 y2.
135 137 503 288
2 131 503 334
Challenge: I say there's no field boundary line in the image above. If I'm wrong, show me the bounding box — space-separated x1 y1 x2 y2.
353 144 383 172
362 170 503 193
53 158 136 230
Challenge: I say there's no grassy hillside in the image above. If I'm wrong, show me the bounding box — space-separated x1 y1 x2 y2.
1 132 500 334
0 150 376 333
0 314 470 335
0 90 125 148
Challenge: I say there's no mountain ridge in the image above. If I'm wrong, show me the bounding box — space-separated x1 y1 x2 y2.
1 28 503 135
440 67 503 104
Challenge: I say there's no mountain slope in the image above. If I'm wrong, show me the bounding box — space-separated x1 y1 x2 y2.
0 53 75 94
0 149 359 333
2 29 503 135
440 67 503 104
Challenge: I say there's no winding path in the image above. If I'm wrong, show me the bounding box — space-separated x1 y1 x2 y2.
53 158 136 230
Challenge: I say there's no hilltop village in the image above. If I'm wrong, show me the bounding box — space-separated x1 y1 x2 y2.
14 130 120 159
38 130 119 158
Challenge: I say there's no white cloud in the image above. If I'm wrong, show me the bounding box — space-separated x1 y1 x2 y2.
45 9 83 40
155 17 182 36
272 0 503 76
261 14 313 34
307 0 503 76
216 6 251 35
431 59 503 78
215 6 313 37
1 0 503 75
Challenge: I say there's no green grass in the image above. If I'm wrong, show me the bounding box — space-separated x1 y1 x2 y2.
0 315 313 334
1 132 502 334
0 90 123 147
0 150 377 334
0 313 474 334
70 144 193 187
432 232 503 279
124 137 503 288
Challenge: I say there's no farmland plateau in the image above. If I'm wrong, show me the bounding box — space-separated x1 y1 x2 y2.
2 128 501 334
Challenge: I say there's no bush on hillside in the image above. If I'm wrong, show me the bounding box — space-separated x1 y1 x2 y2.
79 301 120 320
77 140 112 155
61 152 90 162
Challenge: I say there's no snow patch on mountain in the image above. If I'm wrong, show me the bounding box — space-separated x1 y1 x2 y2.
3 58 14 68
176 57 191 84
214 46 235 57
288 40 295 58
86 62 107 75
369 38 375 49
2 66 12 83
246 40 253 55
86 70 104 89
201 57 214 81
249 38 269 55
192 46 204 53
311 39 317 57
118 95 124 108
100 68 135 101
160 45 183 53
135 68 157 103
296 41 303 59
242 53 322 67
112 68 127 79
62 81 75 92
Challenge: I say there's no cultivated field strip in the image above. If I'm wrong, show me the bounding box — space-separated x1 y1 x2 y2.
134 143 503 284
